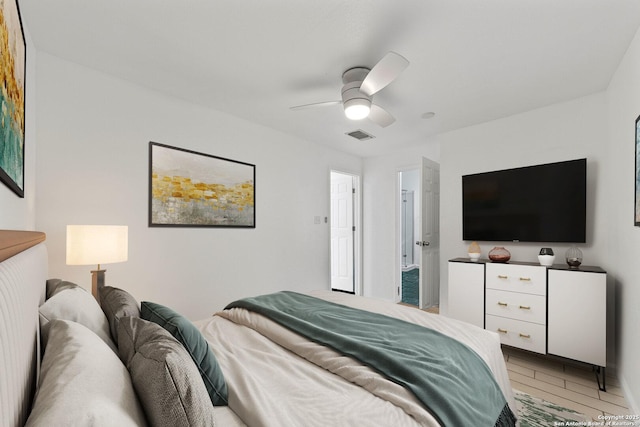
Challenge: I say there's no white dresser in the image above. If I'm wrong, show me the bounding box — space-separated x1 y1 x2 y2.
448 258 607 387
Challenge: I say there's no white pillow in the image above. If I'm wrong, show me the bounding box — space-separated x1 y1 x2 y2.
39 286 117 353
25 320 148 427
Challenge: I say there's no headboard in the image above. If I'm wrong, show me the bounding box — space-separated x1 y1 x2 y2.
0 230 47 427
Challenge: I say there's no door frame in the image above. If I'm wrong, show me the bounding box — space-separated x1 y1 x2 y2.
329 170 362 295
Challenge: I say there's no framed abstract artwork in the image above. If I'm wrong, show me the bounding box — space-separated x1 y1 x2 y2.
636 115 640 226
0 0 26 197
149 142 255 228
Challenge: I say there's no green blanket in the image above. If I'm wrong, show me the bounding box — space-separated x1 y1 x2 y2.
226 291 515 427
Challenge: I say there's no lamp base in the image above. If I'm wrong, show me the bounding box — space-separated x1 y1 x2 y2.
91 269 106 301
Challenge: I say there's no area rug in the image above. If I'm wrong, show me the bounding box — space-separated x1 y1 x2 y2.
514 389 591 427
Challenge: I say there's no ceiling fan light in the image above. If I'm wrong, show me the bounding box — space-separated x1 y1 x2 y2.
344 98 371 120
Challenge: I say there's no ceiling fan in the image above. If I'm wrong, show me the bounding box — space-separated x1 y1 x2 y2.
290 51 409 128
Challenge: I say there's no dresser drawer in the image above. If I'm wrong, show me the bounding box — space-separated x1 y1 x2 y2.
486 263 546 296
485 289 546 324
485 315 546 354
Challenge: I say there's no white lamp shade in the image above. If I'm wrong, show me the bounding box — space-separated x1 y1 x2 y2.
66 225 128 266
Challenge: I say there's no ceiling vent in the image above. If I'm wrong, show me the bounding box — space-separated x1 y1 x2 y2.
346 129 375 141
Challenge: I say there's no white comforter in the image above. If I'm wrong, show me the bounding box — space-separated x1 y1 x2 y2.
195 291 515 427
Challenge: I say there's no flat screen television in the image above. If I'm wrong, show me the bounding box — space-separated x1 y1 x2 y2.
462 158 587 243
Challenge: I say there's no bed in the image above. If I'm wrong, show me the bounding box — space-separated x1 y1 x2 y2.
0 230 516 427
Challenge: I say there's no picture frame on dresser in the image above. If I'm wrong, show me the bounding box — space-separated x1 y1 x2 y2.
635 114 640 226
0 0 27 198
148 142 256 228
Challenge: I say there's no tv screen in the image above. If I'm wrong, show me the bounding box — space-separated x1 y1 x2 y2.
462 158 586 243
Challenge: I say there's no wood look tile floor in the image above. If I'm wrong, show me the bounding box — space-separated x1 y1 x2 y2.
503 346 632 421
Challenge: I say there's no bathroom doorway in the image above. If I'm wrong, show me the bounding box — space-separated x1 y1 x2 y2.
399 169 420 306
397 158 440 309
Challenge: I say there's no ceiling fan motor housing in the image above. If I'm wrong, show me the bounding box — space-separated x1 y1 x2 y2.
342 67 369 84
342 81 371 105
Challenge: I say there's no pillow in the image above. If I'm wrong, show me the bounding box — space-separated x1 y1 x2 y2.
141 301 228 406
39 286 117 353
45 278 62 299
118 317 216 426
45 279 81 299
99 286 141 343
25 320 147 427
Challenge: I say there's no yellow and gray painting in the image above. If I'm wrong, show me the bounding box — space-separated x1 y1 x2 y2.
151 143 255 227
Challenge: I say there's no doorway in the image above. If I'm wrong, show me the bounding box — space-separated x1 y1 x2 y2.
399 169 420 306
397 158 440 309
330 171 361 294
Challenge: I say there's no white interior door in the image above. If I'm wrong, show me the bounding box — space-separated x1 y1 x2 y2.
330 172 354 293
418 157 440 308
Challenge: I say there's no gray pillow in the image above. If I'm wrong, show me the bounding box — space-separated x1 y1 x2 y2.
99 286 140 343
141 301 228 406
118 317 216 427
45 279 62 299
45 279 81 299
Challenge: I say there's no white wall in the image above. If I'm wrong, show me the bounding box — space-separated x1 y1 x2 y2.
362 27 640 414
0 23 37 230
435 83 640 409
437 93 615 376
606 25 640 415
362 143 440 301
439 92 609 312
34 53 362 320
364 94 610 316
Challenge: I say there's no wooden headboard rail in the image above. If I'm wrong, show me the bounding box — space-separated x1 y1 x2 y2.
0 230 47 263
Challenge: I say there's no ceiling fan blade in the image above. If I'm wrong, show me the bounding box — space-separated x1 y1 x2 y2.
368 104 395 127
290 101 341 111
360 52 409 97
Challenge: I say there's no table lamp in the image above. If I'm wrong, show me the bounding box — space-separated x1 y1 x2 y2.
66 225 128 300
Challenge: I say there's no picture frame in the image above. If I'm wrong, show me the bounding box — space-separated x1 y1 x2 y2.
149 142 255 228
635 115 640 226
0 0 26 198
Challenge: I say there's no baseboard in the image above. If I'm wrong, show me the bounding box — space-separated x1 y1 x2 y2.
619 376 640 426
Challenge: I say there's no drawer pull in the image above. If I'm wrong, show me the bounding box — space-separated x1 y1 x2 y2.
519 305 531 310
519 333 531 339
497 275 508 279
519 277 531 281
497 301 508 307
497 328 508 334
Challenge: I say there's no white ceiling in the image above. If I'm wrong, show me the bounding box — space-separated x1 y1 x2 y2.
19 1 640 158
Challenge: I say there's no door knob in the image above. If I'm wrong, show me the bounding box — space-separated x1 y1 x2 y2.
415 241 430 246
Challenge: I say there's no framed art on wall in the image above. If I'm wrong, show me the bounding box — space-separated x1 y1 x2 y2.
636 115 640 226
0 0 26 197
149 142 255 228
